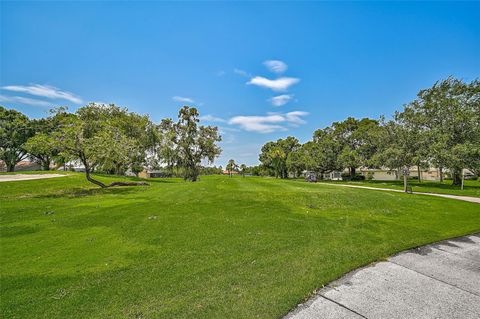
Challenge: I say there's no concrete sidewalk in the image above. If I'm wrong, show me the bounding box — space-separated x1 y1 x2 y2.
0 174 66 182
285 234 480 319
318 183 480 204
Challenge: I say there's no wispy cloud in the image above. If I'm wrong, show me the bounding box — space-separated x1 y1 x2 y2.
228 111 309 133
216 70 226 77
2 84 82 104
247 76 299 92
284 111 309 125
172 96 194 104
200 114 226 123
263 60 288 74
269 94 293 106
234 68 250 77
0 94 52 107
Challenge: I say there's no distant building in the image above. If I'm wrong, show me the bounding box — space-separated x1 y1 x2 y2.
0 160 42 172
314 166 448 181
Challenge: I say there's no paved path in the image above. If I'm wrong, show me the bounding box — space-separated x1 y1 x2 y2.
285 234 480 319
318 183 480 204
0 174 66 182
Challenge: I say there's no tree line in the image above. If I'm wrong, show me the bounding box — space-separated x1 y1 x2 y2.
0 104 222 187
257 77 480 187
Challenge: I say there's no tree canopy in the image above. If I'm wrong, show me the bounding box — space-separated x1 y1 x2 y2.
258 76 480 188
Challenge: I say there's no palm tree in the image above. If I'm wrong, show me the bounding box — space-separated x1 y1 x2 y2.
226 159 236 177
240 164 247 177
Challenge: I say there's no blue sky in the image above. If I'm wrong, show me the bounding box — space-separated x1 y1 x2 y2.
1 2 479 166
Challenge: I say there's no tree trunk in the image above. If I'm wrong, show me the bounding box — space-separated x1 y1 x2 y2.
7 163 15 172
439 167 443 183
403 173 408 193
350 167 356 176
461 169 465 190
452 169 462 186
85 168 108 188
42 161 50 171
417 166 421 183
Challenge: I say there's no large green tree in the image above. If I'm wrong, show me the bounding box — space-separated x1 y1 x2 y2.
169 106 222 182
55 103 156 187
0 106 33 172
24 109 69 171
259 136 300 178
331 117 382 176
403 77 480 185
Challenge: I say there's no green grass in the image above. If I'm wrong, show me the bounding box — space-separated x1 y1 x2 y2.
321 179 480 198
1 173 479 318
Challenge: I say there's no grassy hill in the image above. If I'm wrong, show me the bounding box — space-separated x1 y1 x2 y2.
1 173 479 318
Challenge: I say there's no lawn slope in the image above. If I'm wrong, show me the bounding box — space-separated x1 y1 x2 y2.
322 179 480 198
1 174 479 318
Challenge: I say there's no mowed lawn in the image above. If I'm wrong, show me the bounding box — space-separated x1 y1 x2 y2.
1 174 479 318
323 179 480 198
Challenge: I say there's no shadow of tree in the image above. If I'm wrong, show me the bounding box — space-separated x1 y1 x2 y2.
32 187 140 199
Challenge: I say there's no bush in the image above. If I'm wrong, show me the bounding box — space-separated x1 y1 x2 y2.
341 173 365 181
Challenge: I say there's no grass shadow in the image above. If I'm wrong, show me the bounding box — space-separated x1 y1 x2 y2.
31 186 140 199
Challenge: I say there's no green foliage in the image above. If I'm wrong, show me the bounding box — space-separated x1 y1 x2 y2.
161 106 222 182
24 133 58 170
239 163 247 177
0 106 33 171
54 103 158 187
260 76 480 190
259 136 300 178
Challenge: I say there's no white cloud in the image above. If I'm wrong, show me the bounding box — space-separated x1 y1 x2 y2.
228 111 309 133
285 111 309 125
172 96 194 104
0 94 52 107
200 114 226 123
247 76 299 91
216 70 226 77
2 84 82 104
269 94 293 106
263 60 288 74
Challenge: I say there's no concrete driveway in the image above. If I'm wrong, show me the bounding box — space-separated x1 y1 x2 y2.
285 234 480 319
0 174 66 182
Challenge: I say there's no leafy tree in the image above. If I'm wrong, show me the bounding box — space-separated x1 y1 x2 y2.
55 103 155 187
157 118 178 174
374 120 417 191
0 106 33 172
404 77 480 186
259 136 300 178
24 133 58 170
24 110 69 170
286 148 305 178
310 127 343 177
330 117 381 176
170 106 222 182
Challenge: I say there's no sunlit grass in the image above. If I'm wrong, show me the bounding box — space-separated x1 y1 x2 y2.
1 173 479 318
